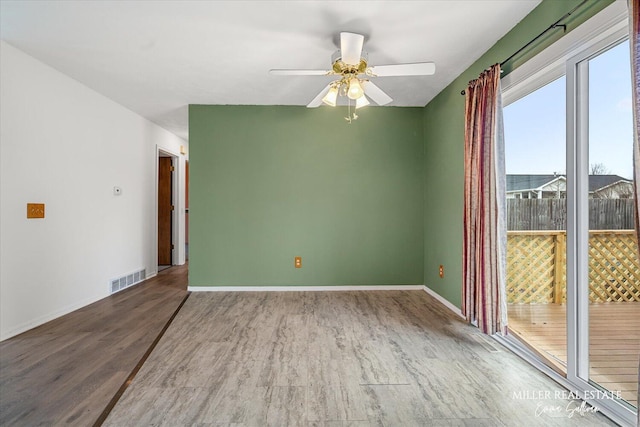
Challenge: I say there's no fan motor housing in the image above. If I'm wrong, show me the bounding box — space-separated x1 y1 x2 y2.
331 50 368 74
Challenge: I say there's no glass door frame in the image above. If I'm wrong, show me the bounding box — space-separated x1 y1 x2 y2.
495 3 636 425
566 27 637 423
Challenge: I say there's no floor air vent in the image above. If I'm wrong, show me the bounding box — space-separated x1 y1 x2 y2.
110 268 146 294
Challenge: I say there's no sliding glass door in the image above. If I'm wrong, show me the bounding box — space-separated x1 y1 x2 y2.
502 4 637 423
571 36 639 411
504 76 568 374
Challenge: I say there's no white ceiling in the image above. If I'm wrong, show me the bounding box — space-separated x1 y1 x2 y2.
0 1 540 140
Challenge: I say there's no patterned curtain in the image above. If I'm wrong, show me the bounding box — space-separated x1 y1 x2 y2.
462 64 507 335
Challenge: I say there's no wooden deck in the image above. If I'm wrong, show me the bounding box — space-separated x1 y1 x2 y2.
508 302 640 408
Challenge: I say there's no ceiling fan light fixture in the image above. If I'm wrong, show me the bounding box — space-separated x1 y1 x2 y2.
347 78 364 100
322 85 339 106
355 94 370 109
272 31 435 118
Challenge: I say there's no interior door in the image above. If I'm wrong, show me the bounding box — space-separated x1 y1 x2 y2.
158 156 173 265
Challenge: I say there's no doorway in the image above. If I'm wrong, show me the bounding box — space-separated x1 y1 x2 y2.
158 151 175 271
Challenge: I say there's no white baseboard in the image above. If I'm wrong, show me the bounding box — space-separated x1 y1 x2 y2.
188 285 424 292
1 271 159 342
422 286 465 319
0 292 106 341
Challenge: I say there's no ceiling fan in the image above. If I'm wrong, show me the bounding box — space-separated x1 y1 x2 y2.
270 32 436 120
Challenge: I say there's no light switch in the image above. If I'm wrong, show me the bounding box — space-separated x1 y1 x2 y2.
27 203 45 219
294 256 302 268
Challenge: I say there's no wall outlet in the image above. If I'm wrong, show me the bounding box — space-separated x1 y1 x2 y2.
294 256 302 268
439 265 444 278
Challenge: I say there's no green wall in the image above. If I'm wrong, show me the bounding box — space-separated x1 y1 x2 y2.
422 0 614 308
189 105 424 287
189 0 614 296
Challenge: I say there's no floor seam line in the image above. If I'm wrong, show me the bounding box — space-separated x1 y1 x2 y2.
92 291 191 426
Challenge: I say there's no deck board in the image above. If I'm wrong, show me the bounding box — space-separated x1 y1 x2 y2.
508 302 640 408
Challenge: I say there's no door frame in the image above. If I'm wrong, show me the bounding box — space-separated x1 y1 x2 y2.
565 26 635 423
496 3 635 425
156 146 181 267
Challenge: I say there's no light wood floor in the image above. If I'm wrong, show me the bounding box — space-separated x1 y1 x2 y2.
0 265 189 426
508 302 640 408
104 291 615 426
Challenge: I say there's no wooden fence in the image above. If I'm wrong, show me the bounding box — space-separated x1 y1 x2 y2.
507 230 640 304
507 199 636 230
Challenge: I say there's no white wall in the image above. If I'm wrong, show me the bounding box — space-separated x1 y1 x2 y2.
0 41 188 340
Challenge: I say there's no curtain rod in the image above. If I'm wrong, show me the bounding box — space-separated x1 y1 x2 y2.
460 0 590 96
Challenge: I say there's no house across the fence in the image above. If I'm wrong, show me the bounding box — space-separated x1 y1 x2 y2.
506 174 633 199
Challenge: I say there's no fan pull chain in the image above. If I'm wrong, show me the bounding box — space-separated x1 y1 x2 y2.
344 99 358 124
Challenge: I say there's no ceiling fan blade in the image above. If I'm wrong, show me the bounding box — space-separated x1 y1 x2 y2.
307 84 332 108
340 32 364 66
270 69 331 76
369 62 436 77
363 81 392 106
